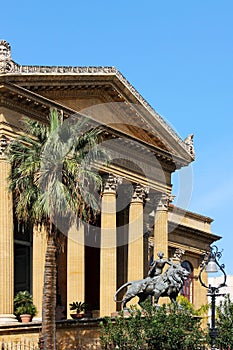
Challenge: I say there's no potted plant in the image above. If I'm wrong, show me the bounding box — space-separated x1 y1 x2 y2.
69 301 88 319
14 291 37 323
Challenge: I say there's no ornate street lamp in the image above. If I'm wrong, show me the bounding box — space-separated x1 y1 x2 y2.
199 245 227 350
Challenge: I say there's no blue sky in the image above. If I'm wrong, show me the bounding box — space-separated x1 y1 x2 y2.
1 1 233 274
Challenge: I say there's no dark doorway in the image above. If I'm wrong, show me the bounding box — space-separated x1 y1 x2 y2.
85 223 100 311
14 220 32 295
14 243 31 294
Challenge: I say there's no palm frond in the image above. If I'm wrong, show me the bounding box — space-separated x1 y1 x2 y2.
7 109 109 227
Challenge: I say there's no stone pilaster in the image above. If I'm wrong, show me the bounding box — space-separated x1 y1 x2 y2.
32 225 47 320
153 193 171 259
67 222 85 319
0 135 17 323
100 174 119 317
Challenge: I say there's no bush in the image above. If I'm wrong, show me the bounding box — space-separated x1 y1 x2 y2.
100 300 207 349
216 294 233 350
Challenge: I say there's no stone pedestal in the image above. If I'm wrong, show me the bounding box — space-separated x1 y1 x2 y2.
0 314 18 324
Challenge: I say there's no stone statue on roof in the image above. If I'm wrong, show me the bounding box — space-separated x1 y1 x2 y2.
0 40 11 61
0 40 17 74
184 134 195 158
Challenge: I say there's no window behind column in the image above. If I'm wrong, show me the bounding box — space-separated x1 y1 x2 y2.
14 220 32 294
181 260 193 303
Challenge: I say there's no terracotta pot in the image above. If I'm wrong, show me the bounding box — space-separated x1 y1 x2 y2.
20 314 32 323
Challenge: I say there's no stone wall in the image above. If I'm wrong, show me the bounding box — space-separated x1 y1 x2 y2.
0 319 102 349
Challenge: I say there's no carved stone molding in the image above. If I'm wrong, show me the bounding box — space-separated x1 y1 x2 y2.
131 183 149 203
154 192 174 211
1 63 117 75
0 134 10 156
102 173 122 194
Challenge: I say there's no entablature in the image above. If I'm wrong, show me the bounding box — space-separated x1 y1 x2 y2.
168 221 221 249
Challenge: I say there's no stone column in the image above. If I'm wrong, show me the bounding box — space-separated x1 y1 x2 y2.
67 222 85 319
32 225 47 320
126 184 146 307
153 193 170 259
128 184 146 282
0 135 17 323
100 174 119 317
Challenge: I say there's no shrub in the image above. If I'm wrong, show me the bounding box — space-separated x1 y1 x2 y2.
216 294 233 349
100 300 207 349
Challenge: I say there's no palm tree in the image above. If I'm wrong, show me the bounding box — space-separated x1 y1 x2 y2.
7 109 106 349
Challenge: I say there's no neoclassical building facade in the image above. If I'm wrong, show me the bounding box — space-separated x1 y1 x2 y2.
0 40 220 323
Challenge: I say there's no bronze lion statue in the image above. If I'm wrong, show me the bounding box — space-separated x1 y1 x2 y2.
114 263 190 309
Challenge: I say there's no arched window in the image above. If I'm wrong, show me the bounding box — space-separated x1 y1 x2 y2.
181 261 194 303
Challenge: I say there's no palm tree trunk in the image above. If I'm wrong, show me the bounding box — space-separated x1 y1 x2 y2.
40 233 57 350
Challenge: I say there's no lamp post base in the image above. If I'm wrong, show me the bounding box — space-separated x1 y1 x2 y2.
209 327 218 350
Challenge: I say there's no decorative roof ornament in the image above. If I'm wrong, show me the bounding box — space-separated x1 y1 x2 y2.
0 40 18 74
184 134 195 158
0 40 11 59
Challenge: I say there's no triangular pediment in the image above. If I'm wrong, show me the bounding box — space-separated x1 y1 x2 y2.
0 65 194 168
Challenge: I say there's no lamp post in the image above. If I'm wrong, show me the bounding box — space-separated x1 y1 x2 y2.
199 245 227 350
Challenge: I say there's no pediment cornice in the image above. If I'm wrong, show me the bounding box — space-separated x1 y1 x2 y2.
0 50 195 166
0 83 188 173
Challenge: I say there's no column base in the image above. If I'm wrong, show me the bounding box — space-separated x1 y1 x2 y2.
111 309 131 318
0 314 18 324
32 316 42 322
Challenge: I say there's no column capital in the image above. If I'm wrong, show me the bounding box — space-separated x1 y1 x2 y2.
172 248 185 263
0 134 10 158
131 183 149 203
154 192 174 211
102 173 122 194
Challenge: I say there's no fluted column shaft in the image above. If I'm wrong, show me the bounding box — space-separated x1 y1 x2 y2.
128 184 145 282
153 193 170 259
100 175 118 317
33 226 47 320
67 223 85 318
0 139 17 323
